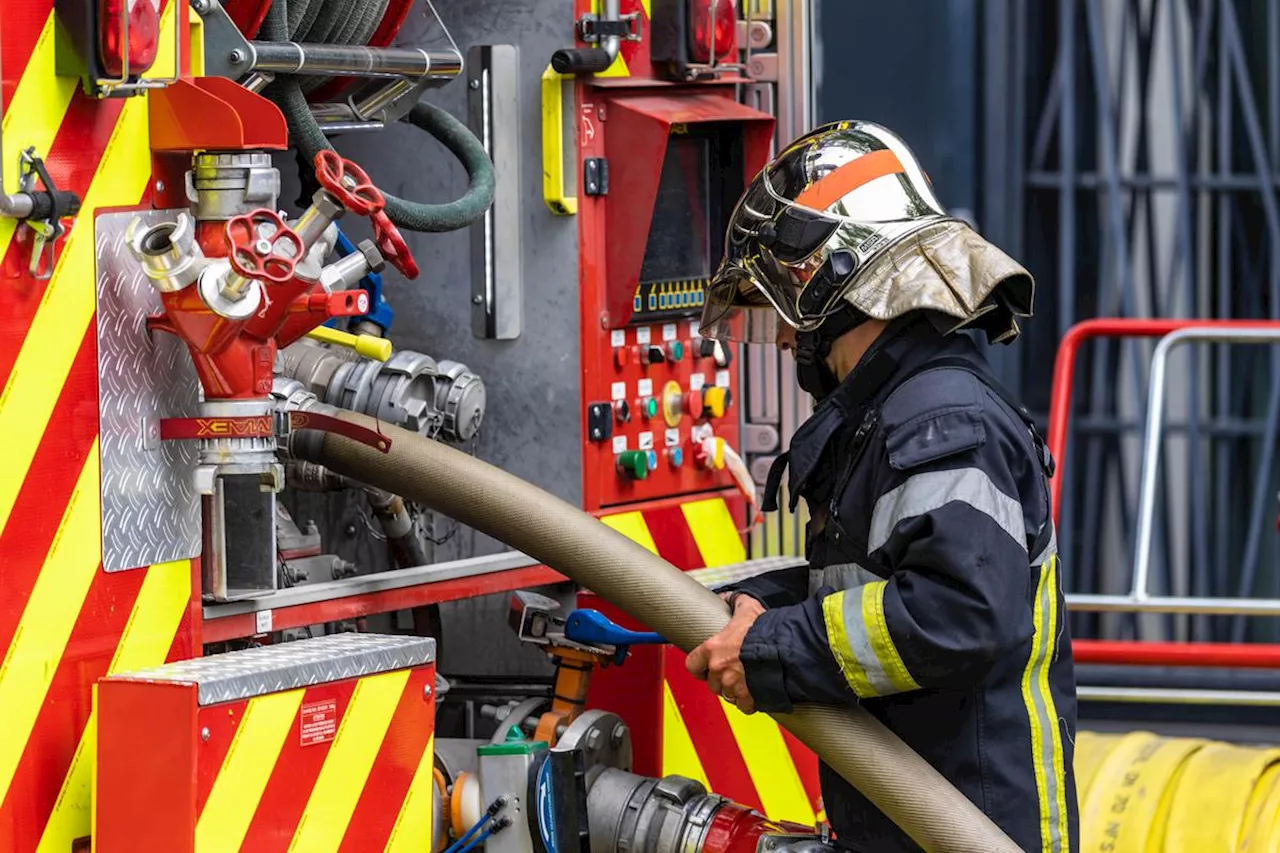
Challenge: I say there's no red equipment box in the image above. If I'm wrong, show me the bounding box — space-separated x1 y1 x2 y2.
94 633 438 852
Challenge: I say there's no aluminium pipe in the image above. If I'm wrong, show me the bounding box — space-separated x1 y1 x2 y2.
294 408 1020 853
249 41 463 80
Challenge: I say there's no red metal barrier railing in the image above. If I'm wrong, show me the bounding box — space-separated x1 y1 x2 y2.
1073 639 1280 669
1048 318 1280 672
1046 318 1280 523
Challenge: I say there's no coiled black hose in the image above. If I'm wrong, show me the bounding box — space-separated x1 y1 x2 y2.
261 0 496 233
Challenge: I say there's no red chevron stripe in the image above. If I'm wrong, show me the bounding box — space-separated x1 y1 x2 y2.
337 668 436 852
194 693 248 819
0 4 50 108
238 683 354 851
166 560 202 663
780 729 823 811
643 505 707 570
0 330 99 658
0 92 125 390
0 567 142 852
664 657 764 812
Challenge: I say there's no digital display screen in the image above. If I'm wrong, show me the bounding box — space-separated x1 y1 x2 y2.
639 137 713 285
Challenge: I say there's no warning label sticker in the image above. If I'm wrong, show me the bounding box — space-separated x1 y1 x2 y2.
300 699 337 747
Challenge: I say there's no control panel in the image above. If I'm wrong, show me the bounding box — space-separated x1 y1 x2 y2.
585 316 740 509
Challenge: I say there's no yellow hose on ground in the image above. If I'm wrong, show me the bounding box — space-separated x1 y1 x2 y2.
1075 731 1280 852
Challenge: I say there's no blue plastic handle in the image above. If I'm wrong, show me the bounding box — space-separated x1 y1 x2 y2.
564 609 664 650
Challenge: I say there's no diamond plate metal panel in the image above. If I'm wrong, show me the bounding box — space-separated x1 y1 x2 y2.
109 633 437 706
97 210 202 572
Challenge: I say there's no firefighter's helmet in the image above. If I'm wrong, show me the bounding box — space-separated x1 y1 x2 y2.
698 120 1034 344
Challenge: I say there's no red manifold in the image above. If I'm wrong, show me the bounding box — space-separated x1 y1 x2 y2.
145 151 416 401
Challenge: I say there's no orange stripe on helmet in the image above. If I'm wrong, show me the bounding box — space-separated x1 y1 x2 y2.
793 148 905 211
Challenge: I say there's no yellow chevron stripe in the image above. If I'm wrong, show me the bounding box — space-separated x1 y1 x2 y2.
0 11 78 258
0 443 101 808
682 498 746 567
289 670 410 852
37 559 192 852
384 734 436 853
718 698 816 826
196 689 306 853
660 682 711 790
601 511 659 554
0 1 174 542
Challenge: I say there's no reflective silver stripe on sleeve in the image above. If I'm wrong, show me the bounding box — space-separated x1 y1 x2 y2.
838 584 899 696
1031 523 1058 567
810 563 882 596
868 467 1027 555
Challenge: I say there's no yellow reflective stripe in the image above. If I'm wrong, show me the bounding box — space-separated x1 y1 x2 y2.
601 511 659 554
384 734 436 853
37 558 192 852
861 582 920 693
0 443 101 809
1040 557 1069 850
660 682 710 791
196 689 305 853
719 698 816 826
682 498 746 567
1021 556 1068 852
821 590 875 698
0 12 78 257
0 3 172 540
289 670 409 853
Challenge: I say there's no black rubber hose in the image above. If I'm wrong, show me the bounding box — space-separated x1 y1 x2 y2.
262 0 496 233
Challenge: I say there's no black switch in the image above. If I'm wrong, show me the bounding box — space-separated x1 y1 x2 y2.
587 403 613 441
645 345 665 365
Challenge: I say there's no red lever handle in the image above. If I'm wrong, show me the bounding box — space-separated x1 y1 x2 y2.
314 150 385 216
371 210 419 279
225 209 304 284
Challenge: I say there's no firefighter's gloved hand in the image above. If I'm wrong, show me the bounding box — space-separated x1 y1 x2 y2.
686 594 766 714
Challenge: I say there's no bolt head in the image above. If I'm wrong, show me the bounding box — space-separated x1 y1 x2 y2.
586 729 602 749
230 49 246 64
200 726 211 742
155 180 166 193
469 79 481 89
611 722 626 744
424 684 433 698
472 294 484 305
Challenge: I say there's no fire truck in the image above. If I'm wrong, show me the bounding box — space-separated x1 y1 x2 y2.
3 1 1280 851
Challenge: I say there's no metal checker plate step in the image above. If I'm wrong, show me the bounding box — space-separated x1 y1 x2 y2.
107 633 436 706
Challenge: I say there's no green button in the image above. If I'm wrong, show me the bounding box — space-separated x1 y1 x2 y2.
617 449 649 480
642 397 658 418
668 341 684 361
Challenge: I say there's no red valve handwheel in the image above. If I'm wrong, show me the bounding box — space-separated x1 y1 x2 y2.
225 209 304 285
314 150 385 216
371 210 419 279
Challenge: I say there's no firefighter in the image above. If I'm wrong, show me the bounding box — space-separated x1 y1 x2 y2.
685 120 1079 853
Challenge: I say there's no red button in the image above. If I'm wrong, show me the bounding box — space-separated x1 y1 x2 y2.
684 389 704 420
614 346 632 369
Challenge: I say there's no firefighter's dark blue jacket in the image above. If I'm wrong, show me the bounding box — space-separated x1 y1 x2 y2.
722 314 1079 853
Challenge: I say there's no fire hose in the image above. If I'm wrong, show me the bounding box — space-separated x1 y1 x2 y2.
258 0 496 233
286 406 1021 853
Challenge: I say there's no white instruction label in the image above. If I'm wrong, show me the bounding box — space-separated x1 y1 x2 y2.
612 435 627 454
690 373 706 391
662 323 678 341
689 321 700 338
636 326 652 345
638 378 653 397
716 370 731 388
638 431 654 450
611 381 626 401
611 329 626 347
665 428 681 446
256 609 273 635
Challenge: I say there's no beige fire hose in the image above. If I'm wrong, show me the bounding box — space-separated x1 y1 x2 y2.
295 411 1021 853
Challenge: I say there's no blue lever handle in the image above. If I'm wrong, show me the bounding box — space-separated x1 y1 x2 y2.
564 609 664 653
